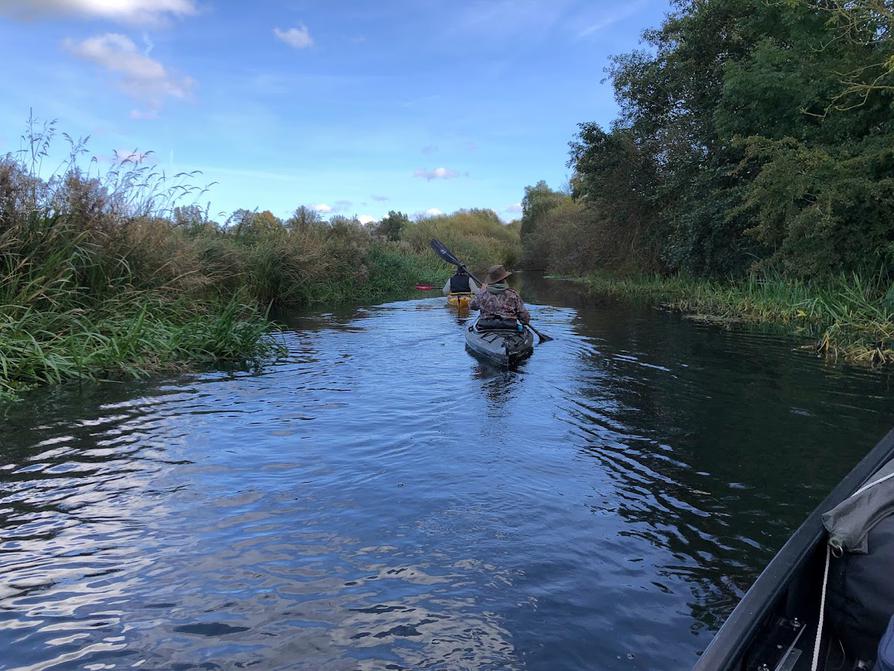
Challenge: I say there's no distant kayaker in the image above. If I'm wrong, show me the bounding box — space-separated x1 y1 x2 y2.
470 265 531 328
442 268 478 296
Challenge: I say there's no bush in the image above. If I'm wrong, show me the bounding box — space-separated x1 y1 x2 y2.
0 118 521 397
403 208 521 273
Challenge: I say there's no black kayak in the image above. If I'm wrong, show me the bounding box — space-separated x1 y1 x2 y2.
695 427 894 671
464 322 534 366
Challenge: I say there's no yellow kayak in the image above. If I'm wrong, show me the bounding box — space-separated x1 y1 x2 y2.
447 293 472 309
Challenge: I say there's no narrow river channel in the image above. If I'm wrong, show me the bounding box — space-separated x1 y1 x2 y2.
2 275 893 670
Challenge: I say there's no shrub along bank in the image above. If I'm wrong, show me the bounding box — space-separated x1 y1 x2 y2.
0 123 520 400
576 273 894 365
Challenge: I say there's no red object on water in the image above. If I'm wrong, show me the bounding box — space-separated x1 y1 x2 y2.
415 283 435 291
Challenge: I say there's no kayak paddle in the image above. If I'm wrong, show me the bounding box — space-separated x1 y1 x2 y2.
522 322 554 344
428 238 554 343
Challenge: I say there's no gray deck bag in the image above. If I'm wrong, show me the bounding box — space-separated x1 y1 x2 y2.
823 457 894 660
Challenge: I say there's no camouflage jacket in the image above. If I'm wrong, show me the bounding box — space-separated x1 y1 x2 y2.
470 285 531 323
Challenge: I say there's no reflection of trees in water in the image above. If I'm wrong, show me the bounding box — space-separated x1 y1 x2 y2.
514 273 609 313
572 425 759 633
541 278 894 634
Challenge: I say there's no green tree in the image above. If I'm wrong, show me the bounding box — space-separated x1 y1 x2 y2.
376 210 410 241
286 205 323 232
227 209 284 241
563 0 894 278
519 181 567 269
172 204 214 234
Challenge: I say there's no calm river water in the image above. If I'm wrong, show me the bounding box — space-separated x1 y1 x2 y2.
2 275 893 671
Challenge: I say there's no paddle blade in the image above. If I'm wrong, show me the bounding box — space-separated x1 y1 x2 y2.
526 324 554 344
430 238 462 267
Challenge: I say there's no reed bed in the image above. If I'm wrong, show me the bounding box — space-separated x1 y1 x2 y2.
0 120 283 400
578 272 894 365
0 118 514 400
0 295 277 400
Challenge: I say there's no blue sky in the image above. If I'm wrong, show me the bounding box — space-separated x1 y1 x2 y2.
0 0 670 223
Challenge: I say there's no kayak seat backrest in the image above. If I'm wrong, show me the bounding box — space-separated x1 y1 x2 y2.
477 318 518 331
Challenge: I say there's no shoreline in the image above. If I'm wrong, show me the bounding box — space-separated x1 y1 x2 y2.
569 273 894 367
0 265 452 404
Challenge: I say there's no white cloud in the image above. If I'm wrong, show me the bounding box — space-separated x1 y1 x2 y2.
313 203 332 213
0 0 197 25
357 214 376 225
65 33 194 113
451 0 649 45
455 0 569 40
505 203 522 214
274 25 314 49
425 208 443 216
577 2 646 38
371 194 389 202
129 108 158 120
414 167 461 181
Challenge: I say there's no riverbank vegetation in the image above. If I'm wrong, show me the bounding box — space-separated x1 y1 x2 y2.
521 0 894 364
0 121 519 400
580 273 894 365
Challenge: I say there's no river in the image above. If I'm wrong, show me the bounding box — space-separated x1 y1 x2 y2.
2 275 892 670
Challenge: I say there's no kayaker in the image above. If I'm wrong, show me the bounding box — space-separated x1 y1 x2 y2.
470 265 531 329
442 268 478 296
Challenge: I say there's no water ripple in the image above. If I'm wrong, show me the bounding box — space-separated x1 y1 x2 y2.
1 280 893 670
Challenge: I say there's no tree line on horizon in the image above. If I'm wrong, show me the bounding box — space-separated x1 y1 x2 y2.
520 0 894 282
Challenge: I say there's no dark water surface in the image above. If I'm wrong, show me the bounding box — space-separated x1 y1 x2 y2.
2 275 893 671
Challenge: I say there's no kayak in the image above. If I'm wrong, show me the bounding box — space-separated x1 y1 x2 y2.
447 292 472 309
464 321 534 366
695 427 894 671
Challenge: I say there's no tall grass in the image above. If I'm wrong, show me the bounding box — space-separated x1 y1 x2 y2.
578 272 894 365
0 117 517 399
0 118 285 400
0 294 276 400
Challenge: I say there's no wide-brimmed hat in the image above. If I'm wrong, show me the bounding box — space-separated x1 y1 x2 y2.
484 265 512 284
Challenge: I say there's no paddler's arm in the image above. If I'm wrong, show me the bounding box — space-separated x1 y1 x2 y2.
469 283 487 310
516 295 531 324
442 277 451 295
